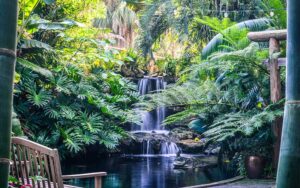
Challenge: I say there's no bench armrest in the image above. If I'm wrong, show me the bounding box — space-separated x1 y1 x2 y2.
62 172 107 179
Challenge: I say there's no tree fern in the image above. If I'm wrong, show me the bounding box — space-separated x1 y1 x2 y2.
203 100 284 142
139 40 273 145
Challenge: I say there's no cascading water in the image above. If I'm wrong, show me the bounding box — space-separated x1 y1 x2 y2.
134 77 179 155
160 142 180 155
143 140 154 155
138 77 166 131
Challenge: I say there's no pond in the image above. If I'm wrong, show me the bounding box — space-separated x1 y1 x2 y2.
62 78 233 188
62 155 232 188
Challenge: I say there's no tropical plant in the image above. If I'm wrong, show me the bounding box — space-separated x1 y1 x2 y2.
138 25 284 160
136 0 276 59
14 0 140 156
200 17 272 59
93 0 138 48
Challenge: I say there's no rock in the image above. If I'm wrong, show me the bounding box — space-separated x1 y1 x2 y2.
176 139 205 153
173 155 218 169
204 146 221 155
133 68 145 78
121 64 134 77
211 147 221 154
168 127 205 153
118 131 178 154
169 127 199 140
118 135 141 154
121 63 145 78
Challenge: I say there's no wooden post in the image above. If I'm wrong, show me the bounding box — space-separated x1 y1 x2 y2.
247 30 287 42
269 38 282 168
248 30 287 169
269 38 282 103
95 176 102 188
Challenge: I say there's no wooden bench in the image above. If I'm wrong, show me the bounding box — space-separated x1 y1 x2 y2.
10 137 107 188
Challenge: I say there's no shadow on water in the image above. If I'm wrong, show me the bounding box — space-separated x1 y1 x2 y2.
62 155 232 188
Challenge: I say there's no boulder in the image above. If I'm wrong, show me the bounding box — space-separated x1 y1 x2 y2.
169 127 205 153
118 131 177 154
169 127 200 140
204 145 221 155
176 139 205 153
121 64 145 78
173 155 218 169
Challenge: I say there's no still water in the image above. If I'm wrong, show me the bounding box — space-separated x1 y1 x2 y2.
63 155 231 188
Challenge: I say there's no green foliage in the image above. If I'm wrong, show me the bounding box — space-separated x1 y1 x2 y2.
17 58 53 78
15 0 287 163
136 0 175 57
203 101 284 142
200 17 272 59
135 0 286 177
20 39 53 51
139 23 284 158
136 0 278 59
15 0 139 155
260 0 287 28
227 129 274 176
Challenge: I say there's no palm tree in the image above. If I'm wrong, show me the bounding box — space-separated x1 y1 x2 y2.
0 0 18 186
136 0 283 59
201 18 272 59
93 0 138 48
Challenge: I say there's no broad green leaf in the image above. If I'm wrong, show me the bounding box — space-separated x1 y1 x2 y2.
17 58 53 78
21 39 53 51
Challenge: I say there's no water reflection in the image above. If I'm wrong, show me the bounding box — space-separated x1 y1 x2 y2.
63 155 231 188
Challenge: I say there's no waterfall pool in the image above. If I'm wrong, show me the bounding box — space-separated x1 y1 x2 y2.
61 77 232 187
62 155 232 188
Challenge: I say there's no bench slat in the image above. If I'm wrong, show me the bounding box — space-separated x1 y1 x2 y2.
11 137 106 188
62 172 107 179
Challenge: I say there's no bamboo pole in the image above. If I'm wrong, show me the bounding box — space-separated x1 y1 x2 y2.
276 0 300 187
0 0 18 187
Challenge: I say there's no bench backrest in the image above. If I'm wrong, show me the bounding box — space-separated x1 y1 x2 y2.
11 137 64 188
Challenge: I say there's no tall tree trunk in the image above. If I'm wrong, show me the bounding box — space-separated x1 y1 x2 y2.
0 0 18 186
276 0 300 187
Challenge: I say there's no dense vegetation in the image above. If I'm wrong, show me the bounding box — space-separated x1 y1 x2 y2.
14 0 140 156
14 0 287 176
136 0 286 175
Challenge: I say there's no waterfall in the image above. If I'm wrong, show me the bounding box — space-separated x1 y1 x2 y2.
137 77 166 131
143 140 154 155
160 142 180 155
135 77 180 155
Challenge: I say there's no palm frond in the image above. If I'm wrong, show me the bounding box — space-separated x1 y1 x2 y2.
201 18 272 59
